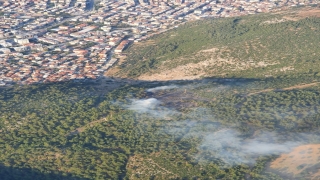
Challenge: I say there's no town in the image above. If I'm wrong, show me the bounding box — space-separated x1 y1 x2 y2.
0 0 318 86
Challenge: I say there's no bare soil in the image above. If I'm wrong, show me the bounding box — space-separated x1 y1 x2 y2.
247 82 319 96
283 8 320 21
298 8 320 18
136 47 277 81
104 66 120 76
104 57 126 77
270 144 320 179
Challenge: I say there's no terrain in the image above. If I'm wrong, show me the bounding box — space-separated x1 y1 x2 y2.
1 6 320 180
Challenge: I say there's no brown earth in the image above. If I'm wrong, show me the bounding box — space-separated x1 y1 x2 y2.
282 82 320 91
137 63 207 81
104 66 121 76
104 55 128 77
283 8 320 21
270 144 320 179
247 82 319 96
298 8 320 18
136 47 277 81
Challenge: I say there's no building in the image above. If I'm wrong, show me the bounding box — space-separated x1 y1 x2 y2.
115 40 129 53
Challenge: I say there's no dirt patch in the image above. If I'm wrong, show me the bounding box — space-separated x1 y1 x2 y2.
247 82 319 96
134 39 156 47
104 57 126 77
283 8 320 21
282 16 301 21
126 154 178 179
199 47 219 53
68 117 109 136
282 82 320 91
105 66 121 76
137 62 207 81
261 18 288 24
136 47 277 81
298 9 320 18
270 144 320 179
246 88 274 96
280 66 295 72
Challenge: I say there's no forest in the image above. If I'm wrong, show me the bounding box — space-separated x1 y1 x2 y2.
1 75 320 179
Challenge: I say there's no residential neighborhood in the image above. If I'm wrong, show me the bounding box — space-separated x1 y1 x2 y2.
0 0 318 86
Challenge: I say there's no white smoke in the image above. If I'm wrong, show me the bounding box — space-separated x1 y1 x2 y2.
127 98 160 113
125 98 178 118
146 85 179 92
195 128 302 166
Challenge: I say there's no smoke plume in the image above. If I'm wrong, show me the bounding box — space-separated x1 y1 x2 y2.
125 98 178 118
146 85 179 92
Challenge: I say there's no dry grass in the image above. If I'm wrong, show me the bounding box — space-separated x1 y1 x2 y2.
281 82 320 90
126 154 177 180
104 57 126 77
134 39 156 46
283 8 320 21
68 117 109 136
104 66 120 76
261 18 288 24
298 8 320 18
136 47 277 81
247 82 319 96
270 144 320 179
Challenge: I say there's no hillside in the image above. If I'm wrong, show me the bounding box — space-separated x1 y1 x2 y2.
111 7 320 80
